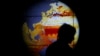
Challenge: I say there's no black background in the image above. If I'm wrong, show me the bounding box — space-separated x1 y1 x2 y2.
2 0 99 56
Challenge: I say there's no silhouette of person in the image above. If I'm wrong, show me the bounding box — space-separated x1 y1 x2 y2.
46 23 76 56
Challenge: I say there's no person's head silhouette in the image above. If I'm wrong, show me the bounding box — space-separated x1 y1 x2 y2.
46 23 76 56
57 23 76 43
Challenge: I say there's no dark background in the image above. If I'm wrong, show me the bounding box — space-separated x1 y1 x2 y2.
2 0 99 56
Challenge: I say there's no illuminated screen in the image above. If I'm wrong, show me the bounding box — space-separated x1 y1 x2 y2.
22 1 80 56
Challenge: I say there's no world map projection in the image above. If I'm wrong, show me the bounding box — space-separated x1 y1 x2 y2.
22 1 80 56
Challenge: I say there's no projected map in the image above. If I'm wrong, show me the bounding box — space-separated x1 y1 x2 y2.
22 1 79 56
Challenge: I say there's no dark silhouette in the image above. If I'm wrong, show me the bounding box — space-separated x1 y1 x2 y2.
46 23 76 56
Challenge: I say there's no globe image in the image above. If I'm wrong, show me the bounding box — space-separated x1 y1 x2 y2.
22 0 80 56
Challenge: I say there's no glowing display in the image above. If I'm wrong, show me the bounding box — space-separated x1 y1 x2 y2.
22 1 80 56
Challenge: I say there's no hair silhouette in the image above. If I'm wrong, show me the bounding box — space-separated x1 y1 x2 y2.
46 23 76 56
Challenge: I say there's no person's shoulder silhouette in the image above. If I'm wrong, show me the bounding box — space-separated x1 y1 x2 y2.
46 23 76 56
